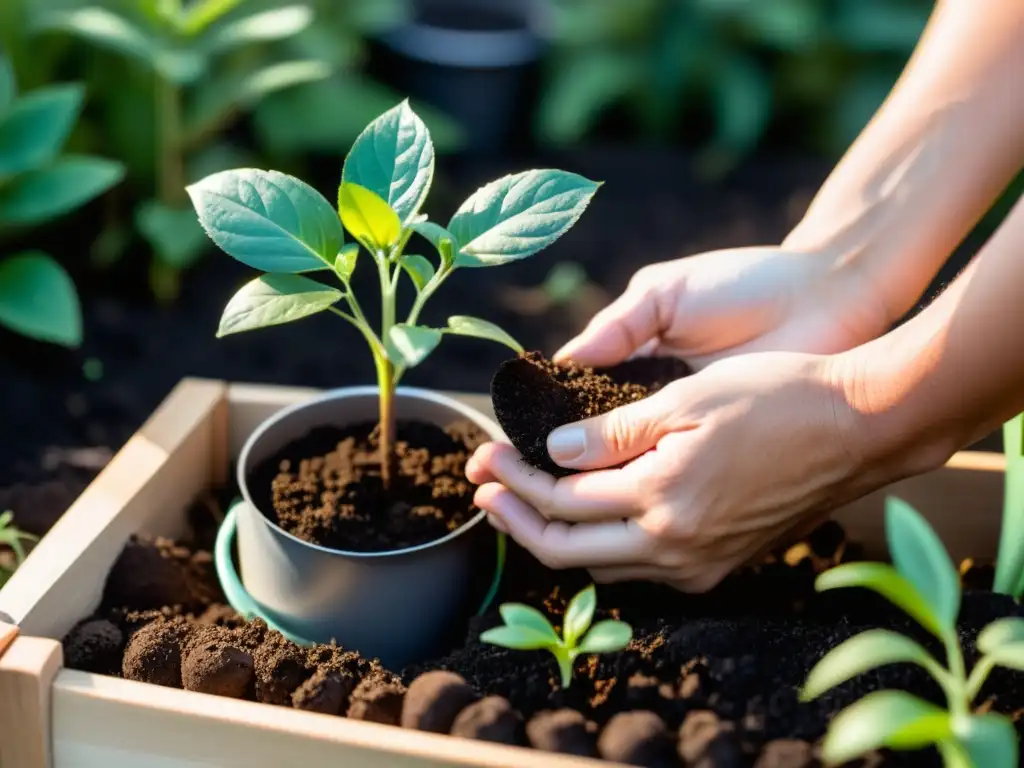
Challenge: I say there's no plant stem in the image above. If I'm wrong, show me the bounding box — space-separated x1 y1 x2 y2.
943 634 969 718
554 647 573 689
377 250 398 489
965 656 996 701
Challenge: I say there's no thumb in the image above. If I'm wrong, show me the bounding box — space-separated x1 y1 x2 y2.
546 384 684 470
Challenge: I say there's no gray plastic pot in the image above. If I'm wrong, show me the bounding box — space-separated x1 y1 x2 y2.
213 386 506 670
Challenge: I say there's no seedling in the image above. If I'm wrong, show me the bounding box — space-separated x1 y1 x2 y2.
0 510 37 588
993 412 1024 598
188 100 599 486
479 584 632 688
800 496 1024 768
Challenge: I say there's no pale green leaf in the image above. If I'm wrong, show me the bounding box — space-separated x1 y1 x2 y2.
180 0 244 34
885 496 960 635
335 243 359 281
136 200 209 269
445 316 522 353
204 6 313 53
820 690 950 765
386 324 441 368
186 168 342 273
33 8 156 68
410 220 456 266
978 618 1024 654
480 625 559 651
0 84 83 175
562 584 596 647
983 643 1024 672
800 629 937 701
0 55 15 114
954 712 1019 768
338 181 401 251
0 252 81 347
399 254 434 292
498 604 559 643
447 170 600 267
341 99 434 224
994 413 1024 596
578 620 632 654
217 274 342 337
0 156 124 226
815 562 944 639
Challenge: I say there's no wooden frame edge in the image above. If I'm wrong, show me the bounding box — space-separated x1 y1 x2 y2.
0 635 63 768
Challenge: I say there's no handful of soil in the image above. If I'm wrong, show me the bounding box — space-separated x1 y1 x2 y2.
490 352 692 477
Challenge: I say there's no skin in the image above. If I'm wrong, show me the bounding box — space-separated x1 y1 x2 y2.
466 0 1024 592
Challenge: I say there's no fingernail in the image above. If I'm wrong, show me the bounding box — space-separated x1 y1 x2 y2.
548 426 585 463
487 512 508 533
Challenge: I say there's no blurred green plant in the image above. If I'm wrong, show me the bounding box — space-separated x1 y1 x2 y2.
0 52 124 346
0 510 37 587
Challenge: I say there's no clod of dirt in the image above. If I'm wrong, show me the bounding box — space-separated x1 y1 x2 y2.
181 627 254 699
526 709 598 756
450 695 525 745
401 670 479 733
250 420 484 552
292 668 346 715
102 534 217 612
62 619 124 675
346 676 405 725
490 352 692 476
625 672 676 710
754 739 815 768
122 618 189 688
678 710 736 765
597 710 677 768
252 630 309 706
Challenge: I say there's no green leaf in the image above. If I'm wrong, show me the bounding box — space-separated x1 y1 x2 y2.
978 618 1024 654
0 252 81 347
410 220 456 266
982 643 1024 673
800 629 937 701
136 200 209 269
994 414 1024 596
204 6 313 53
341 99 434 224
562 584 596 647
217 274 342 337
33 8 156 69
0 84 83 176
399 254 434 292
447 170 600 267
815 562 944 640
0 55 15 114
186 168 342 273
885 496 960 635
335 243 359 281
445 316 523 353
386 324 442 368
180 0 245 34
337 181 401 251
820 691 950 765
498 604 560 644
578 620 632 654
954 713 1019 768
480 625 559 651
0 156 124 226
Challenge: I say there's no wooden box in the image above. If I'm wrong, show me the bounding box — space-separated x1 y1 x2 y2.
0 378 1007 768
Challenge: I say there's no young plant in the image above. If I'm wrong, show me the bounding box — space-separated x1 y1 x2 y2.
34 0 332 300
0 53 124 347
994 412 1024 598
0 510 37 588
479 584 632 688
188 100 599 486
800 496 1024 768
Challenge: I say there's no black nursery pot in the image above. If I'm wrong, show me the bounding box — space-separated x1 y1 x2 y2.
372 0 546 154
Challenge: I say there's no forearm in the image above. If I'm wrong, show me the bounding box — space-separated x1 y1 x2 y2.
837 192 1024 481
785 0 1024 324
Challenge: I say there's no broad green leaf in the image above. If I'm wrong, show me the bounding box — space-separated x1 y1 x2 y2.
820 690 950 765
447 170 600 267
386 324 441 368
204 6 313 54
0 84 83 176
338 182 400 251
977 618 1024 654
410 220 456 266
982 643 1024 672
446 316 522 353
136 200 209 269
994 413 1024 596
578 620 632 654
399 254 434 291
885 496 960 634
186 168 342 273
815 562 944 639
479 625 558 651
180 0 244 34
0 252 81 347
0 156 124 226
341 99 434 224
0 55 14 114
954 713 1019 768
217 274 342 337
335 243 359 281
562 584 596 647
800 629 937 701
498 604 559 643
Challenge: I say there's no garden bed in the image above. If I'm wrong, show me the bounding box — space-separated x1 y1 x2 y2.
0 380 1018 768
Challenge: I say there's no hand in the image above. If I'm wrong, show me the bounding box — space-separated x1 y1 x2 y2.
467 351 887 592
554 245 891 370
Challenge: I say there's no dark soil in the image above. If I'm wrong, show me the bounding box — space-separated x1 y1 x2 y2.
249 419 487 552
491 351 692 476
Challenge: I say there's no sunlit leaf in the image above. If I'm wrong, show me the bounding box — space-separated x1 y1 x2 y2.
33 8 155 69
204 6 313 53
338 181 401 252
445 316 522 353
977 618 1024 654
578 620 632 654
399 254 434 291
0 252 81 347
498 604 559 643
386 324 442 368
0 156 124 226
820 691 950 765
954 712 1019 768
982 643 1024 673
180 0 244 34
480 624 559 651
217 274 342 337
0 84 83 175
335 243 359 281
562 584 596 647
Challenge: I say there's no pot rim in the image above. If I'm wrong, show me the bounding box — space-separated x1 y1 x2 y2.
236 384 502 560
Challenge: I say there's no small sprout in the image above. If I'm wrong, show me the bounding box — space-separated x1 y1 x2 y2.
0 510 38 587
801 497 1024 767
479 584 632 688
993 412 1024 598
